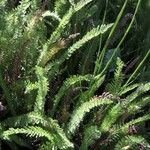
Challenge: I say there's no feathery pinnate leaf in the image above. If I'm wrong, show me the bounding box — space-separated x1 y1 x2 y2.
114 135 150 150
80 125 101 150
67 98 112 136
51 74 95 116
34 66 48 113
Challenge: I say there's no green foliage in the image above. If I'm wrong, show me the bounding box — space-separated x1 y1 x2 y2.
128 96 150 115
67 98 113 136
0 67 16 115
0 0 149 149
42 23 113 71
117 114 150 134
38 0 95 67
54 0 70 17
106 57 124 96
100 103 123 132
63 24 113 61
125 82 150 102
51 74 95 116
2 112 48 127
1 112 74 149
80 125 101 150
34 66 49 113
114 135 149 150
2 126 74 149
100 64 150 133
119 83 141 96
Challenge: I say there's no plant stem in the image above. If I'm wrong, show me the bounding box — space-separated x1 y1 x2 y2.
94 0 129 75
123 48 150 88
100 0 142 76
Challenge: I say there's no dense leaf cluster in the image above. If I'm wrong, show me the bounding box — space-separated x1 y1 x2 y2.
0 0 149 149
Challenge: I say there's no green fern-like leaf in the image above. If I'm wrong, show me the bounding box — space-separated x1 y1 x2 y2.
125 82 150 103
0 0 31 66
76 4 98 24
34 66 49 113
114 135 150 150
101 81 150 132
113 114 150 135
38 0 94 67
67 98 113 136
2 126 74 149
121 115 150 133
0 0 7 6
113 58 124 84
77 75 105 106
2 126 50 139
2 112 49 127
127 96 150 115
45 24 113 78
42 10 61 22
2 111 74 149
25 80 38 93
106 57 124 96
51 74 95 116
83 75 105 101
80 125 101 150
119 83 141 96
54 0 70 17
100 103 124 132
64 24 113 61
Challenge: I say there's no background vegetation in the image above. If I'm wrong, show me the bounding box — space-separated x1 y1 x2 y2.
0 0 150 149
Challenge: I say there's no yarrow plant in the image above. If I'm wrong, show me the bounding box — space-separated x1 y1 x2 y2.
0 0 149 149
